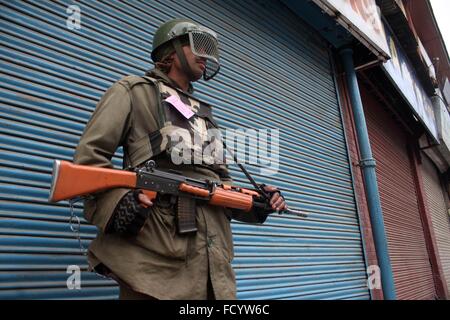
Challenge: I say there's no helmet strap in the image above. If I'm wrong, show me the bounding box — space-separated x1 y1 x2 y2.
173 37 197 82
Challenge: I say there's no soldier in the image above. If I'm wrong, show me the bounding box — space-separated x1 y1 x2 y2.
73 18 287 300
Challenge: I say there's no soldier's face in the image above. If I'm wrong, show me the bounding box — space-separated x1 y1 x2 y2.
173 45 205 81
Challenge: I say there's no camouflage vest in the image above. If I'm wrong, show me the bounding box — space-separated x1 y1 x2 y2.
126 76 224 169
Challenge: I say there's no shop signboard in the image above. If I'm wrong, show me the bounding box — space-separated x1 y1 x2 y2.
382 22 439 143
313 0 390 60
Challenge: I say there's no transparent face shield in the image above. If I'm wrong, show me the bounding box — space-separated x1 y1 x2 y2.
188 30 220 80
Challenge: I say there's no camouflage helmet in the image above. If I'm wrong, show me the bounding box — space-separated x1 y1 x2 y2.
151 18 220 81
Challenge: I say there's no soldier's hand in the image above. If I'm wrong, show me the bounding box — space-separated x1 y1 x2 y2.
263 185 288 212
137 192 154 208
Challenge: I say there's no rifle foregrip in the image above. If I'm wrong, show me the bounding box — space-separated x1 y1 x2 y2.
209 188 254 212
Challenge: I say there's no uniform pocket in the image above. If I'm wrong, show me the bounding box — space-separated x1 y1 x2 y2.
135 203 189 260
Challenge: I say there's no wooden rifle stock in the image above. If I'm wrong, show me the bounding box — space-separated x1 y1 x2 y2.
48 160 156 202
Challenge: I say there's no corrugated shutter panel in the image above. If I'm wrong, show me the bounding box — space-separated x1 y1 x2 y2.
361 84 436 299
421 154 450 294
0 0 129 299
1 0 369 299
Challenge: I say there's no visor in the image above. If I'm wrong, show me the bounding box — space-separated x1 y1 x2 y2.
188 30 220 80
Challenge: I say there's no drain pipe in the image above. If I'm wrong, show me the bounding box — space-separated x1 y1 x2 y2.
339 47 397 300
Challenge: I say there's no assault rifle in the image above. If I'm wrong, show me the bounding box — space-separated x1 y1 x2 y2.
49 160 307 234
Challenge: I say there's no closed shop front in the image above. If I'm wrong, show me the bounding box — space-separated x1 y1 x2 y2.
0 0 369 299
360 83 436 299
421 154 450 294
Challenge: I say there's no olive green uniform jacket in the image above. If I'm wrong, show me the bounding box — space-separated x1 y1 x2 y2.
73 69 265 299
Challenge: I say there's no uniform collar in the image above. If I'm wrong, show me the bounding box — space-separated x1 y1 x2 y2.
145 68 194 94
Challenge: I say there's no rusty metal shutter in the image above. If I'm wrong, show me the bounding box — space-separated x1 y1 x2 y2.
421 154 450 294
361 84 436 300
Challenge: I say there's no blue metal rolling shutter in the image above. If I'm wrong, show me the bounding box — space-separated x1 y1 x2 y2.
0 0 369 299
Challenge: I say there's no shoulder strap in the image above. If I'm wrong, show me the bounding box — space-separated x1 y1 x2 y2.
122 76 164 168
139 76 165 129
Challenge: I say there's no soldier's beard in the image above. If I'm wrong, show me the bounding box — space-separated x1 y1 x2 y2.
155 56 174 74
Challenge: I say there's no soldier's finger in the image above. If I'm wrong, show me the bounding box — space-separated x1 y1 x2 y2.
272 197 284 210
277 201 288 211
277 194 287 211
270 192 280 205
138 193 153 207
